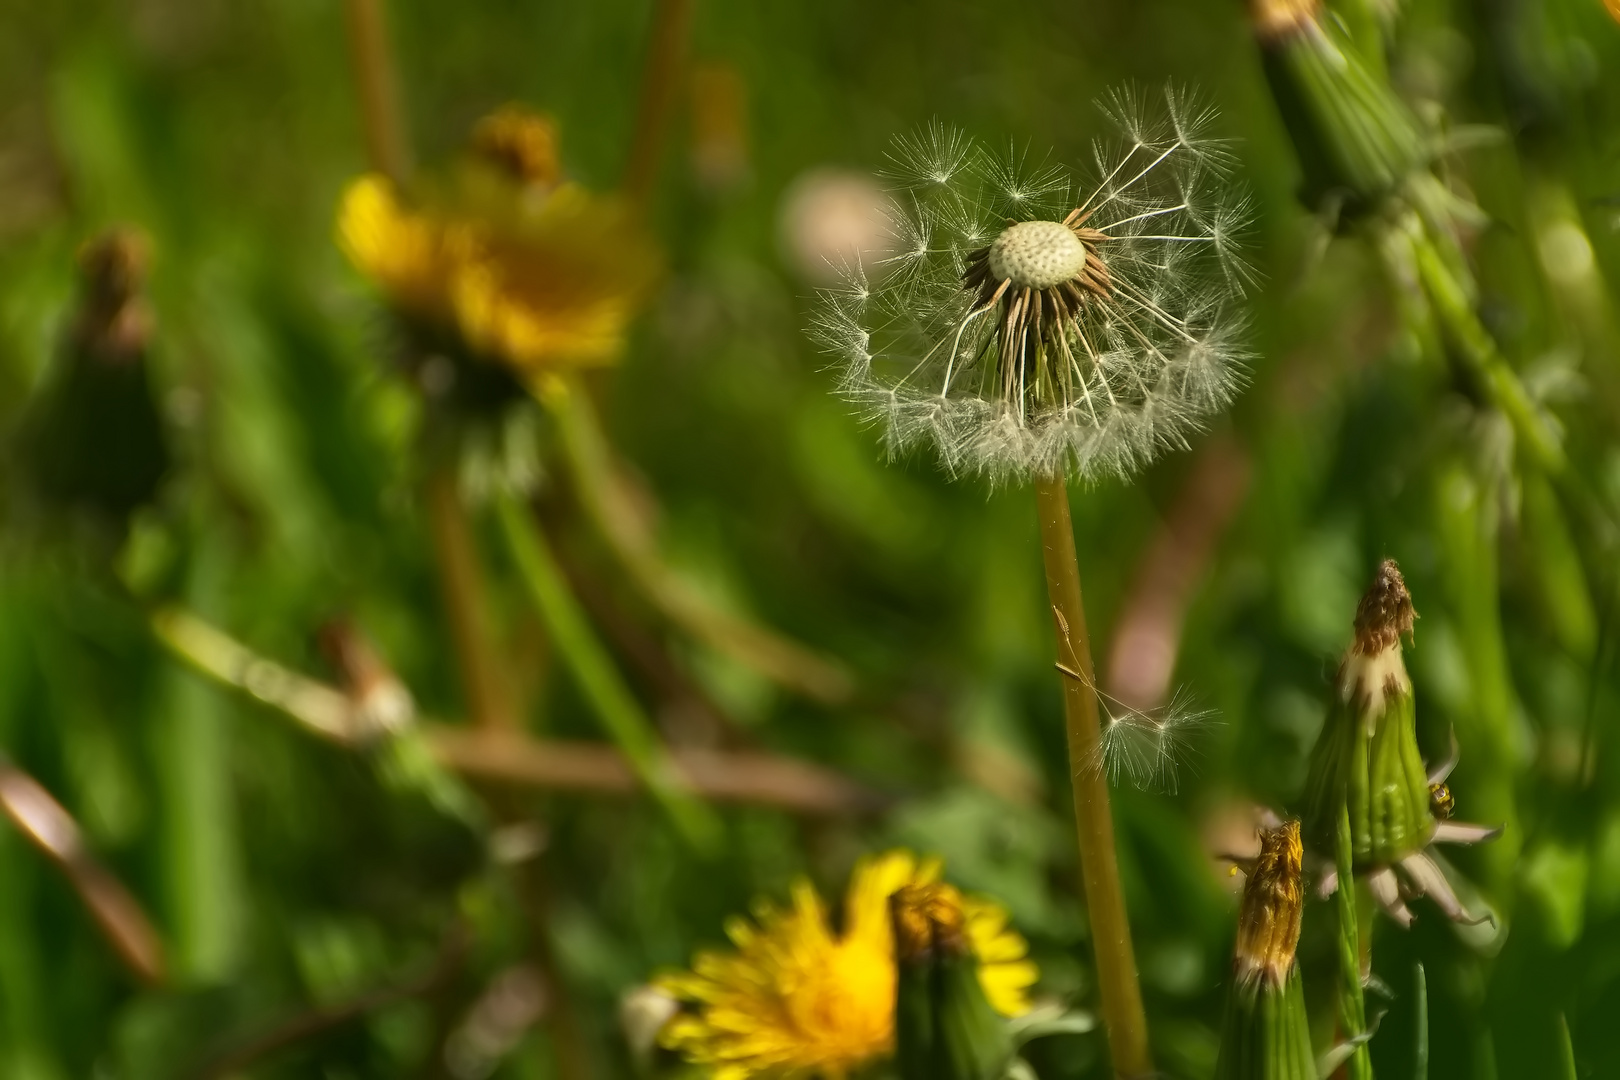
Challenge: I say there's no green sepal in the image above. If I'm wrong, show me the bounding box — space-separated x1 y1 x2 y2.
895 951 937 1080
1213 967 1316 1080
1302 686 1433 870
1259 17 1427 212
894 950 1014 1080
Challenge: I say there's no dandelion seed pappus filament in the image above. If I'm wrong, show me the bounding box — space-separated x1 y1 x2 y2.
814 86 1254 485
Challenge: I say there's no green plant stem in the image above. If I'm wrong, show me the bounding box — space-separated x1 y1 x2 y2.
425 468 519 731
343 0 410 183
1335 802 1372 1080
1408 228 1566 474
546 381 852 704
1033 474 1151 1078
494 490 720 851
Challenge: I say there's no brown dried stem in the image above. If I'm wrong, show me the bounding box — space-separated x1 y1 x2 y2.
343 0 411 183
0 758 166 984
426 468 519 730
622 0 695 207
150 606 882 815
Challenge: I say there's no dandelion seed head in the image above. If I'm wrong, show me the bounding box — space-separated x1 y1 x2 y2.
815 86 1254 483
989 220 1092 289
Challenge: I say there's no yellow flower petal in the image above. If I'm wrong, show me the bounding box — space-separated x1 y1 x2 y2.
656 850 1037 1078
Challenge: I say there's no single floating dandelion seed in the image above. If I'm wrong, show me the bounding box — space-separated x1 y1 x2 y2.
1093 685 1217 794
815 86 1254 483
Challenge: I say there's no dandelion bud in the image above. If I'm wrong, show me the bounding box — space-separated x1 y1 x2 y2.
1215 821 1314 1080
1300 560 1502 927
1249 0 1427 209
15 228 169 539
469 104 561 191
890 882 1015 1080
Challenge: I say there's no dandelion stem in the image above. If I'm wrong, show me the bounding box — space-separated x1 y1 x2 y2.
494 489 722 852
622 0 695 208
546 380 853 703
425 468 518 731
1334 801 1374 1080
343 0 411 183
1034 473 1152 1078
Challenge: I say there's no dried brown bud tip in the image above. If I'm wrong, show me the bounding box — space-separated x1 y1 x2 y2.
74 228 153 363
1352 559 1417 655
1234 820 1304 987
471 105 561 189
891 881 970 963
1247 0 1322 43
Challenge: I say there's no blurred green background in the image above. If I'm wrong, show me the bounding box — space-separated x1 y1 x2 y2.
2 0 1620 1076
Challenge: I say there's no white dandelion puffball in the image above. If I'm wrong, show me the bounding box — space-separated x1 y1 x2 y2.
813 86 1254 484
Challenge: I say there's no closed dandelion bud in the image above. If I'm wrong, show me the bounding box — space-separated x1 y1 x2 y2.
1301 559 1428 870
1301 560 1503 927
15 228 169 542
1215 821 1314 1080
891 882 1014 1080
1249 0 1426 209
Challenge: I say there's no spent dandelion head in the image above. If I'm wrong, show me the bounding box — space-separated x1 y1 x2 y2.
654 850 1036 1080
816 86 1254 484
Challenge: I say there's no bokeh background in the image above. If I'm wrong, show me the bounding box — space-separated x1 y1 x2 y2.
3 0 1620 1077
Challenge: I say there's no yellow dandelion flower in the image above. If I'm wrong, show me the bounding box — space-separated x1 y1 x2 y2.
334 106 660 380
656 850 1038 1080
336 174 463 324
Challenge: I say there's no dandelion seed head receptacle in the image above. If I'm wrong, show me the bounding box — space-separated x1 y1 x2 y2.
815 88 1254 484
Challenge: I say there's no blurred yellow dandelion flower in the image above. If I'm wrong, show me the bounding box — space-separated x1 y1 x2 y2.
335 106 660 381
337 174 464 323
655 849 1037 1079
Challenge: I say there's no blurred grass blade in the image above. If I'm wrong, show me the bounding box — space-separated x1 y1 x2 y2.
546 379 852 705
1335 803 1373 1080
494 489 720 851
1557 1014 1577 1080
1414 963 1428 1080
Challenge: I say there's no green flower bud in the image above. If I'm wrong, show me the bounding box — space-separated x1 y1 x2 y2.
15 229 170 542
1249 0 1427 210
1301 560 1502 928
892 883 1015 1080
1302 560 1429 870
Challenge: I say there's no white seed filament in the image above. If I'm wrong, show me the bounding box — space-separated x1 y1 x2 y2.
987 220 1088 290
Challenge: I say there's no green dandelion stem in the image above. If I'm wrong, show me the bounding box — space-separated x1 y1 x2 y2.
1409 228 1566 474
1034 473 1152 1078
546 381 853 704
1335 801 1373 1080
494 490 721 852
